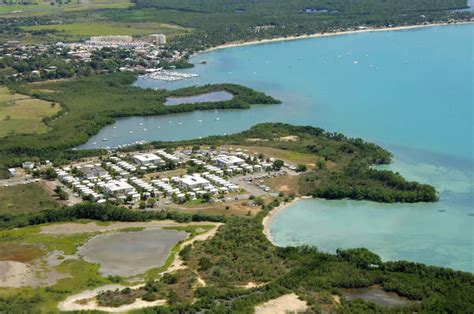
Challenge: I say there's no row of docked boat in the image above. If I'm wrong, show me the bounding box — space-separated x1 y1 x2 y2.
142 69 199 81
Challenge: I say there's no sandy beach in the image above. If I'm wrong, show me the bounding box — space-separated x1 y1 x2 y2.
262 197 303 243
201 21 473 54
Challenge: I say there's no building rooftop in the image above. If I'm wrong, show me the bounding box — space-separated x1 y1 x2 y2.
133 153 162 162
215 155 245 164
80 165 107 178
179 176 209 186
104 180 133 192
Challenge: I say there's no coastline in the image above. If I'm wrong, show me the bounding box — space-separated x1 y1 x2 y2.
262 197 305 243
201 21 474 54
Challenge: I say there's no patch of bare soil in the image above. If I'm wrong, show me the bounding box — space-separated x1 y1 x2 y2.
235 281 266 289
0 259 68 288
59 284 166 312
245 138 269 142
278 135 299 142
255 293 308 314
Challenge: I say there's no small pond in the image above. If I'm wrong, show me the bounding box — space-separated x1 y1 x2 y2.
79 228 188 277
165 91 234 106
344 286 410 307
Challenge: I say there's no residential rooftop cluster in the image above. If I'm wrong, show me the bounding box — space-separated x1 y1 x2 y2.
14 146 294 208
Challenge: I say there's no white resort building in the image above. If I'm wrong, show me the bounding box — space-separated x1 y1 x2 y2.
148 34 167 45
132 153 164 166
104 180 135 196
178 175 210 190
214 155 245 168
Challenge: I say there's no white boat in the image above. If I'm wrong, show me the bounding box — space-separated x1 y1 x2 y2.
178 122 183 125
129 131 134 134
143 128 148 131
102 138 108 142
198 120 202 123
92 142 97 145
215 117 220 121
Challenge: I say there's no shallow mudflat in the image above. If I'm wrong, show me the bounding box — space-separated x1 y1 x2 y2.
165 91 233 105
79 228 188 277
40 220 178 235
343 285 410 307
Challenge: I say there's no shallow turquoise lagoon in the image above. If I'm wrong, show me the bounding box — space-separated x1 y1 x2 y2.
82 24 473 272
270 196 472 272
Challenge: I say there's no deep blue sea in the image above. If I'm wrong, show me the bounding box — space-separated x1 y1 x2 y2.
83 24 473 272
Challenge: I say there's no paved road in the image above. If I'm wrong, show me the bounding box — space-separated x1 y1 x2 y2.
42 180 82 206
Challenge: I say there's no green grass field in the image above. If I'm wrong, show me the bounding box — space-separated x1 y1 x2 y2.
0 0 132 17
0 182 58 214
23 21 190 38
0 87 60 138
223 145 331 169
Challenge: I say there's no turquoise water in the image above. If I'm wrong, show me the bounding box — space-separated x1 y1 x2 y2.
84 24 473 159
82 24 473 272
270 140 474 272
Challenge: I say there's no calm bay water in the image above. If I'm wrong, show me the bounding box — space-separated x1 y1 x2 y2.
82 24 473 272
165 91 234 105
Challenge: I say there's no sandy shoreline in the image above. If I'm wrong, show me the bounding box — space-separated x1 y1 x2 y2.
200 21 473 54
262 197 304 243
